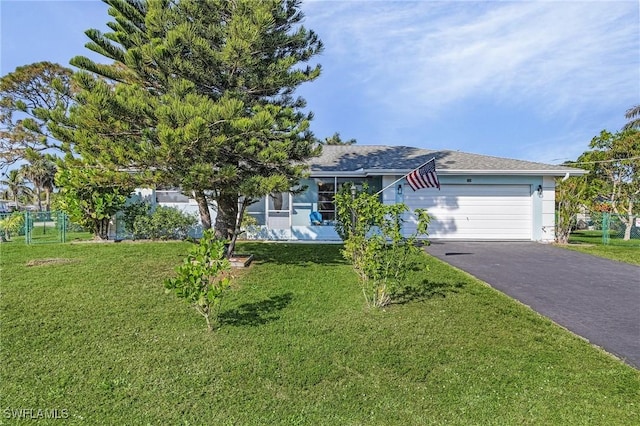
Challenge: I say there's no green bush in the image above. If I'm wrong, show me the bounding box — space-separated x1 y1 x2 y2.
164 229 231 331
334 183 430 307
122 201 151 235
132 206 197 240
0 212 25 241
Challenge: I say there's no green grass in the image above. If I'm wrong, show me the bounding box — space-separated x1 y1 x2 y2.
1 242 638 425
565 231 640 265
4 223 93 244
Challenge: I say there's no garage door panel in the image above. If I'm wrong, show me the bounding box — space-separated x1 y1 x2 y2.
405 186 529 198
404 184 532 240
430 214 531 222
406 219 531 230
432 205 530 214
405 198 531 210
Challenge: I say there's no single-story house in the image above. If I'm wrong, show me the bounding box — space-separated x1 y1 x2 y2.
146 145 586 242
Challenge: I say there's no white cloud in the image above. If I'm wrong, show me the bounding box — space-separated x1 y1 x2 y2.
303 0 639 120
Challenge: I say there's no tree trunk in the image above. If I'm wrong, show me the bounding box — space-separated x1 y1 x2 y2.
35 187 42 212
555 229 570 244
226 198 249 258
555 198 574 244
45 187 51 211
214 191 238 242
194 190 212 230
623 199 635 241
93 217 110 240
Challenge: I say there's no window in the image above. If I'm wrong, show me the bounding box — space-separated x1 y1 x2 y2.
316 179 336 221
314 177 382 222
268 192 289 211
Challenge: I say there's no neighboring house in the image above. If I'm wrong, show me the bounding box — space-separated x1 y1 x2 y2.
150 145 586 242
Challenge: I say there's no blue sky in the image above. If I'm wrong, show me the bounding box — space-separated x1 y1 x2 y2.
1 0 638 165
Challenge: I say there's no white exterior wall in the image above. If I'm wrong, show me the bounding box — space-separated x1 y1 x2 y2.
136 174 559 242
539 176 557 242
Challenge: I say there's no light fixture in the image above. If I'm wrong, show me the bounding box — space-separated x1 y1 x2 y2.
537 185 543 197
397 184 403 195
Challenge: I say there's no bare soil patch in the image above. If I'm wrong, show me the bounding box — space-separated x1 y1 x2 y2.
26 258 78 267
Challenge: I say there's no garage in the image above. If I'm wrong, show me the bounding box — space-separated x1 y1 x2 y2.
403 184 533 240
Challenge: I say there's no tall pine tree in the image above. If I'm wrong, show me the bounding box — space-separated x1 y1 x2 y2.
57 0 323 252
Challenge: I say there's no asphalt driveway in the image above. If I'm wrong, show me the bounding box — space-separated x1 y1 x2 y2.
424 241 640 369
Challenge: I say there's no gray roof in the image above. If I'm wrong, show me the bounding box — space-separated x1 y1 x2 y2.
308 145 585 176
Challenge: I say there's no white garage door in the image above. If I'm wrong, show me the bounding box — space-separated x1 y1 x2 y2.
403 184 532 240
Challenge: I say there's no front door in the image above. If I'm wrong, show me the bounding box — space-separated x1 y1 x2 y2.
267 192 291 231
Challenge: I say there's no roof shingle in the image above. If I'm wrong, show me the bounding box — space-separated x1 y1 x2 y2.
308 145 583 174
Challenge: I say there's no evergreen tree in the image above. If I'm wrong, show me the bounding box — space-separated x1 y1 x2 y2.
59 0 323 253
322 132 356 145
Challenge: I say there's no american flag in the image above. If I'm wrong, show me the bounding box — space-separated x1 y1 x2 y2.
406 158 440 190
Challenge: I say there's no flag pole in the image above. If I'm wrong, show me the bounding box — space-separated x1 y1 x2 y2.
374 157 435 196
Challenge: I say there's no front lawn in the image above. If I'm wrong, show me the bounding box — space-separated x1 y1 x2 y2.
1 242 638 424
566 231 640 265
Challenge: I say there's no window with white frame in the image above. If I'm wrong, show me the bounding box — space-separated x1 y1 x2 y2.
314 177 382 222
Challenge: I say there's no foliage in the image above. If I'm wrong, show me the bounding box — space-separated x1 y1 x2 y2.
241 211 258 229
53 160 135 240
0 61 74 169
624 105 640 130
55 0 324 257
20 150 57 211
0 169 32 208
132 206 197 240
321 132 356 145
335 183 430 307
555 175 587 244
164 230 231 331
0 211 24 241
122 200 151 236
577 129 639 240
238 209 259 238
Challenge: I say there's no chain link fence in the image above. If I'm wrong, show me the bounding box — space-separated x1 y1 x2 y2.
573 211 640 247
0 211 91 244
24 211 68 244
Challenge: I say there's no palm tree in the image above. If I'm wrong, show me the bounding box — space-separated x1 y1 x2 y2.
41 163 56 211
21 152 56 211
0 169 31 209
623 105 640 130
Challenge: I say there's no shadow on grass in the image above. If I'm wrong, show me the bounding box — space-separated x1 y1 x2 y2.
220 292 293 327
235 242 348 266
392 279 465 305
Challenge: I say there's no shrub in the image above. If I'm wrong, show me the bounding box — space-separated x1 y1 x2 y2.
132 206 197 240
164 230 231 331
335 183 430 308
0 212 24 241
122 201 151 236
